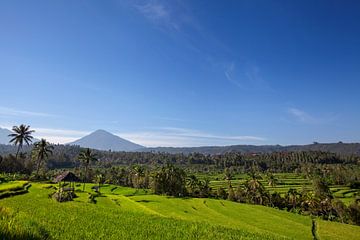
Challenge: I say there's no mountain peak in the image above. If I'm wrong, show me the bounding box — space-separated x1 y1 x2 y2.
68 130 144 152
91 129 112 135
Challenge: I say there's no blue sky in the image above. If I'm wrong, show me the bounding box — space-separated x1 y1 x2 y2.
0 0 359 147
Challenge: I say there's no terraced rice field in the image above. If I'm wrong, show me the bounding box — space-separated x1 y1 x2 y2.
0 181 359 239
201 173 359 203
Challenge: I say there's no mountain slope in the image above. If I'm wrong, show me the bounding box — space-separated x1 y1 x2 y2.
0 127 13 144
0 127 40 145
68 129 144 151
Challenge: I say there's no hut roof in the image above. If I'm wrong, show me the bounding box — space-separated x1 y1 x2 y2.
54 171 81 183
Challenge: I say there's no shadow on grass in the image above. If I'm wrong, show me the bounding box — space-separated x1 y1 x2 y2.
0 225 50 240
135 199 157 203
0 231 45 240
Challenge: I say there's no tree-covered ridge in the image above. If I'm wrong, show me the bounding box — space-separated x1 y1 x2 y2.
1 143 359 167
144 142 360 155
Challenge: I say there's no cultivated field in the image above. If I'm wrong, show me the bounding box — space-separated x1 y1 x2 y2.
196 173 360 204
0 181 359 239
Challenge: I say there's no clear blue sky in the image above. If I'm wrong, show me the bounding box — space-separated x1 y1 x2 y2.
0 0 359 147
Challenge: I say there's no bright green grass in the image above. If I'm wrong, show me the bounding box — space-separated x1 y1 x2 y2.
0 180 28 192
128 195 313 239
1 182 360 240
317 220 360 240
0 183 277 240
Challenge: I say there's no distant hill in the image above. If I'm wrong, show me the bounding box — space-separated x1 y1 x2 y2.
68 129 144 151
0 127 13 144
144 142 360 156
0 127 40 145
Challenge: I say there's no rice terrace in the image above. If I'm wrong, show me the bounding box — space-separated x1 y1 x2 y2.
1 0 360 239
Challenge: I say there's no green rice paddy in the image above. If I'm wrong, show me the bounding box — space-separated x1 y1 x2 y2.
0 181 359 239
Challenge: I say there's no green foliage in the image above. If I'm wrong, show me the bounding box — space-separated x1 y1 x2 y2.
78 148 98 191
32 139 53 177
151 164 187 197
313 178 333 199
8 124 34 159
217 187 227 199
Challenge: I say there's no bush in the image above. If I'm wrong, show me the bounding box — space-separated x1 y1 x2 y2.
52 191 77 202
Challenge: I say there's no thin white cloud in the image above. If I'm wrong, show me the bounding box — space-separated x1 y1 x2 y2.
138 2 169 19
118 127 265 147
135 1 179 31
33 128 89 137
2 124 265 147
0 106 56 118
224 62 243 89
224 62 272 91
288 107 336 124
288 108 313 123
32 128 90 144
1 125 85 144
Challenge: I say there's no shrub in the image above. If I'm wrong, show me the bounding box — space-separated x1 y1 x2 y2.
51 191 77 202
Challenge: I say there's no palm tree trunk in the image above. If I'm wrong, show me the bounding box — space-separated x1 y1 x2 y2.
36 157 42 177
83 165 88 191
15 145 21 159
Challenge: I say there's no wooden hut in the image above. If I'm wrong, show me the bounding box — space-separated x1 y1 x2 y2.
54 171 80 192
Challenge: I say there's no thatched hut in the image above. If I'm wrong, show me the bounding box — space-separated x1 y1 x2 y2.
54 171 80 192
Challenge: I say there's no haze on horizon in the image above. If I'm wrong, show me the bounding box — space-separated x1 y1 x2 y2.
0 0 359 147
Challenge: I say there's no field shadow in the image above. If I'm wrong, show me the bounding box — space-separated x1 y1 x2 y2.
135 199 157 203
0 232 46 240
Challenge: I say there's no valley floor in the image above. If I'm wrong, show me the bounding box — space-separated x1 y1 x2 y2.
0 182 359 240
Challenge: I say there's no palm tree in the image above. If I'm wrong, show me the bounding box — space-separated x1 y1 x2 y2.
200 178 211 197
187 175 199 194
8 124 35 159
224 167 233 190
32 138 54 177
267 173 278 187
132 165 145 188
287 188 299 210
78 148 98 191
96 174 104 193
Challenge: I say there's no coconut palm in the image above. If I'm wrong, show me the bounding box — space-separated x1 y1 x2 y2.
200 178 211 197
287 188 299 210
78 148 98 191
96 174 104 192
187 175 199 194
267 173 278 187
8 124 34 159
32 138 54 177
132 165 145 188
224 168 233 182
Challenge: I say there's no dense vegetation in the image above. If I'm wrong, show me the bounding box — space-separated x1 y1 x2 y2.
1 124 360 239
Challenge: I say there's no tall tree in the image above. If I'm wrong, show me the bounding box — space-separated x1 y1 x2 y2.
8 124 34 159
152 164 187 197
32 138 54 176
132 165 145 188
78 148 98 191
96 174 104 193
267 173 278 187
187 175 199 194
286 188 299 210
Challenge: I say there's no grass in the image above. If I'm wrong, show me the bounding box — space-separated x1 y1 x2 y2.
0 181 359 239
0 180 28 192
